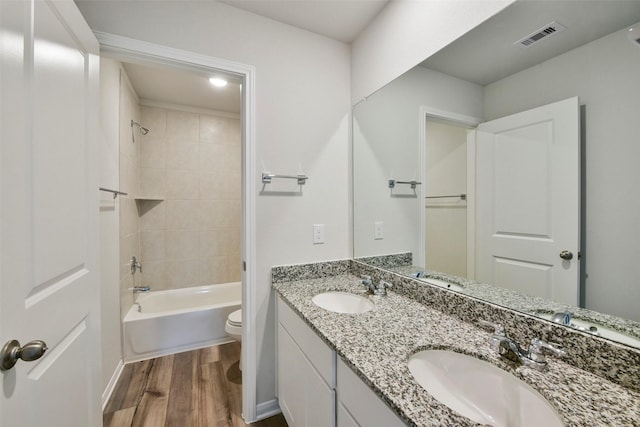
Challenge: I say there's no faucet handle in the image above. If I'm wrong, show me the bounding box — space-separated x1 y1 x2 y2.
478 320 505 336
360 274 372 284
378 280 392 290
528 338 565 362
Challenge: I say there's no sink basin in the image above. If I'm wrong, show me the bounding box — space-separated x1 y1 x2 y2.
419 277 464 292
534 311 640 347
408 350 563 427
312 291 374 314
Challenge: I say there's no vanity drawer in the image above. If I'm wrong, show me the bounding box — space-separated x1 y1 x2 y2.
337 357 406 427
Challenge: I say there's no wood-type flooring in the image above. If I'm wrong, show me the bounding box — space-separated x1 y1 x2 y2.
103 342 288 427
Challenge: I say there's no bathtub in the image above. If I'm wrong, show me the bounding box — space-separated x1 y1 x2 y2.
123 282 241 362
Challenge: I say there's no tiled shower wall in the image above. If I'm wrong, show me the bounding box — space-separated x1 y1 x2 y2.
137 106 241 291
119 70 141 319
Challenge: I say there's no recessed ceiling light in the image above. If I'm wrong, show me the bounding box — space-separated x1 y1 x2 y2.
209 77 228 87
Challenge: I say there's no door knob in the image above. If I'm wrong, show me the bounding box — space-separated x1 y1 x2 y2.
1 339 48 371
559 250 574 260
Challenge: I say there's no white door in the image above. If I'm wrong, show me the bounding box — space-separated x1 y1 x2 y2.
474 97 580 306
1 1 101 425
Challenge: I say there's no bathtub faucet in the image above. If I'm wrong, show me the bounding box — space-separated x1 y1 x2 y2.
130 256 142 275
130 286 150 293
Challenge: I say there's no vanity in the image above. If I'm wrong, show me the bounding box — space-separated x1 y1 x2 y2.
272 260 640 426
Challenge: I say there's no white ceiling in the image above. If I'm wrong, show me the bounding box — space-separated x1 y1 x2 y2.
122 0 389 113
123 0 640 113
421 0 640 86
219 0 390 43
122 62 243 114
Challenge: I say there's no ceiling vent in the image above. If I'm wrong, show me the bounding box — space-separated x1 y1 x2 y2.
514 21 567 48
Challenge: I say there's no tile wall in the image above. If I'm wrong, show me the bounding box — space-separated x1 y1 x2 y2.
119 70 141 319
137 106 241 291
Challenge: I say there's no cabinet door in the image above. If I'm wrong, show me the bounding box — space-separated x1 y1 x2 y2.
306 359 335 427
278 323 305 425
337 402 360 427
278 323 336 427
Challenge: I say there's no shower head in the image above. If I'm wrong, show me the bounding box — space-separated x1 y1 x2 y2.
131 120 150 136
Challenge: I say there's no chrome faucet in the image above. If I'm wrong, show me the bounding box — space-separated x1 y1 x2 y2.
551 308 573 325
361 275 376 293
479 320 565 371
360 275 393 296
130 256 142 275
130 286 150 293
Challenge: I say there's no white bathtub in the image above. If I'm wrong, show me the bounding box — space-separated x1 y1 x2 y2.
123 282 241 362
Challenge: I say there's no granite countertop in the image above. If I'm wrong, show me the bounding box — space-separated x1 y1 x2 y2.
387 264 640 343
273 273 640 427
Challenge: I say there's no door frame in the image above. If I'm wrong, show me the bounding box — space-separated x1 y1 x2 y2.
418 106 481 277
95 33 259 422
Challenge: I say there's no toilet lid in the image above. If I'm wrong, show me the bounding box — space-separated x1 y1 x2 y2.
228 309 242 327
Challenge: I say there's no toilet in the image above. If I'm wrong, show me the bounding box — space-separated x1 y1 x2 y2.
225 309 242 370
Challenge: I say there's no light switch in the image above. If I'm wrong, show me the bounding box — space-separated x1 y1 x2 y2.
374 221 384 240
313 224 325 244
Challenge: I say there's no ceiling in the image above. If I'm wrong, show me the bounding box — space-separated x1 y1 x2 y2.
122 0 389 113
421 0 640 86
122 61 243 114
123 0 640 112
219 0 390 43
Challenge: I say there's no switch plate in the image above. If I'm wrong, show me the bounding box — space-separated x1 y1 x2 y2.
374 221 384 240
313 224 325 244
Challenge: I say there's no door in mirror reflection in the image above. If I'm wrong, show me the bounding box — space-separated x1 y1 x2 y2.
474 97 580 305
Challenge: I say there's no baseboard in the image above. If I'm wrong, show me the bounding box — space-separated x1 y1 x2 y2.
255 398 281 421
102 359 124 411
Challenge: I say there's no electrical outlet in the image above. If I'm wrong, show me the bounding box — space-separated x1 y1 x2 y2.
313 224 325 244
374 221 384 240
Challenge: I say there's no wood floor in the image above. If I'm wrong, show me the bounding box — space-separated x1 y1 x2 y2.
104 342 288 427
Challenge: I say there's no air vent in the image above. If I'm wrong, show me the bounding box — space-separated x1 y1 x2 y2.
515 21 567 48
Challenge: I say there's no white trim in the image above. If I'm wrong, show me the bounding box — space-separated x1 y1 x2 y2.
418 107 427 266
256 399 282 420
419 106 481 276
466 130 477 280
419 106 481 128
139 98 240 120
93 32 259 423
102 359 124 411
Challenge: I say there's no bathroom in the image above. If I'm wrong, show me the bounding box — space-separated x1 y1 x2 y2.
1 0 639 425
100 57 244 363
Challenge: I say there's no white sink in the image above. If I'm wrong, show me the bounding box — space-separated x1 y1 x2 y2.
419 277 464 292
535 312 640 347
408 350 563 427
312 291 374 314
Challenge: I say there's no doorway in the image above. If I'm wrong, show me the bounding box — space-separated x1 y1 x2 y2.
97 33 258 422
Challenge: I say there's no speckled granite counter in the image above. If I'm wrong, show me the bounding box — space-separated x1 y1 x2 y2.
386 264 640 345
273 273 640 427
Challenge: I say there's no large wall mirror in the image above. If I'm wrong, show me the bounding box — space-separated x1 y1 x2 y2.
353 0 640 348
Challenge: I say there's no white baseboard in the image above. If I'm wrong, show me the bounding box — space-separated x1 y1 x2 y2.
255 399 281 421
102 359 124 411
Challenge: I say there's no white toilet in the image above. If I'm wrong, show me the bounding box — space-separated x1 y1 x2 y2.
225 309 242 370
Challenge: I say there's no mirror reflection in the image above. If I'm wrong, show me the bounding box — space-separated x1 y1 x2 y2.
353 0 640 347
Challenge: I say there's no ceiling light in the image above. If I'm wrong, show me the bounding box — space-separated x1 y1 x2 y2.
209 77 228 87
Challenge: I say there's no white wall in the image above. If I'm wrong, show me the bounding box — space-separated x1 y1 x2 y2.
484 26 640 321
77 0 351 408
351 0 515 104
98 58 123 395
353 66 482 259
425 120 467 276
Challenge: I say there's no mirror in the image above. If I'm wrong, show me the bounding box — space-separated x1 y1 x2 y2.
353 0 640 347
